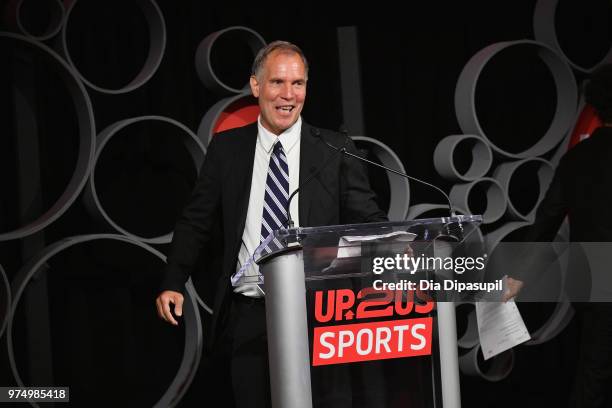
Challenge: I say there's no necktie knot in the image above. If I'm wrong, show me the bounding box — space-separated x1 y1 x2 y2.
273 141 284 155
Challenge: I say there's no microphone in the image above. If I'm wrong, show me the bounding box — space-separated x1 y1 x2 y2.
313 128 456 218
285 131 348 228
314 128 463 241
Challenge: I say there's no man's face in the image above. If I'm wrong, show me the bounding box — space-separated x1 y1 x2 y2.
250 51 307 135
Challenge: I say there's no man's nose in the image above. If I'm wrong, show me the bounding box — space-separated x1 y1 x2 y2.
280 83 294 99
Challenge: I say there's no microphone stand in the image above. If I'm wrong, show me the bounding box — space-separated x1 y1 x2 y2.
315 129 463 241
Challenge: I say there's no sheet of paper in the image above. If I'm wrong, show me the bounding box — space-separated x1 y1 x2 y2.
475 299 531 360
337 231 416 258
341 230 417 243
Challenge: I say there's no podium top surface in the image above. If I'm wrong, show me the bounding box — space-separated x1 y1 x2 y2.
280 214 481 237
232 215 483 287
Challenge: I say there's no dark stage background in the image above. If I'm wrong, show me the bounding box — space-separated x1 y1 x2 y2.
0 0 610 407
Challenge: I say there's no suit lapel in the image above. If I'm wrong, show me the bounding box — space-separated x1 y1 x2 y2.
233 123 258 245
299 122 319 226
231 121 320 233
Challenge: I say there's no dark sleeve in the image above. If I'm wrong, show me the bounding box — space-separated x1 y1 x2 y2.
524 157 568 242
339 137 388 224
511 157 568 282
160 136 224 293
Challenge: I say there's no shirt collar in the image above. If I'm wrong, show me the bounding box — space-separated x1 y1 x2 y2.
257 116 302 154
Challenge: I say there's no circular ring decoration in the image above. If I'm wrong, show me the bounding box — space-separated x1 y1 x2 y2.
459 345 514 382
195 26 266 94
551 126 573 167
534 0 612 73
406 203 460 221
455 40 578 158
449 178 507 224
0 33 95 242
484 222 572 344
456 304 480 349
7 234 202 408
194 292 213 315
0 264 10 340
484 221 531 252
406 204 470 220
492 158 554 222
485 221 568 295
434 134 493 182
197 91 258 145
352 136 411 221
524 297 574 345
83 116 206 244
6 0 66 41
61 0 166 94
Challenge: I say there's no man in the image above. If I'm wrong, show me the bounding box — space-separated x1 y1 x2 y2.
505 64 612 408
156 41 386 407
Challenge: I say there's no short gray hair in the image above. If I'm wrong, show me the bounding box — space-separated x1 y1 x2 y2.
251 41 309 79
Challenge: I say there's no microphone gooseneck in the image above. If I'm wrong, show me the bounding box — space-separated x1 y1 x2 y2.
312 128 456 219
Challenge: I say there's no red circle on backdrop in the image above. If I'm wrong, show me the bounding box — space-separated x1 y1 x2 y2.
568 104 601 150
213 97 259 134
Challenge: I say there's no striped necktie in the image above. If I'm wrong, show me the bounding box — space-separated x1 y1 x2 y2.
261 141 289 244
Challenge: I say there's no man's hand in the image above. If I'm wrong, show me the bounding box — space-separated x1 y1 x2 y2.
156 290 184 326
502 276 524 302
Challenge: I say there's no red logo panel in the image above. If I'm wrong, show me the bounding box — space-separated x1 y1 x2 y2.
312 317 433 366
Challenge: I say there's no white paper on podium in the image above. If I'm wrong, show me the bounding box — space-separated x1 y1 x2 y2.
475 297 531 360
337 230 417 258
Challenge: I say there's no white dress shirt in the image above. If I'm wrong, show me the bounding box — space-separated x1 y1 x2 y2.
234 116 301 297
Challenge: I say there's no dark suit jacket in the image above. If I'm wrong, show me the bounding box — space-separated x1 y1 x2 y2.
523 129 612 406
513 127 612 285
161 121 387 341
525 126 612 242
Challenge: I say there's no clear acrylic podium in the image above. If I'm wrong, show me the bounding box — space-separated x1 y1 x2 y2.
233 215 483 408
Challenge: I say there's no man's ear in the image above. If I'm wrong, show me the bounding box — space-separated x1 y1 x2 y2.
249 75 260 98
